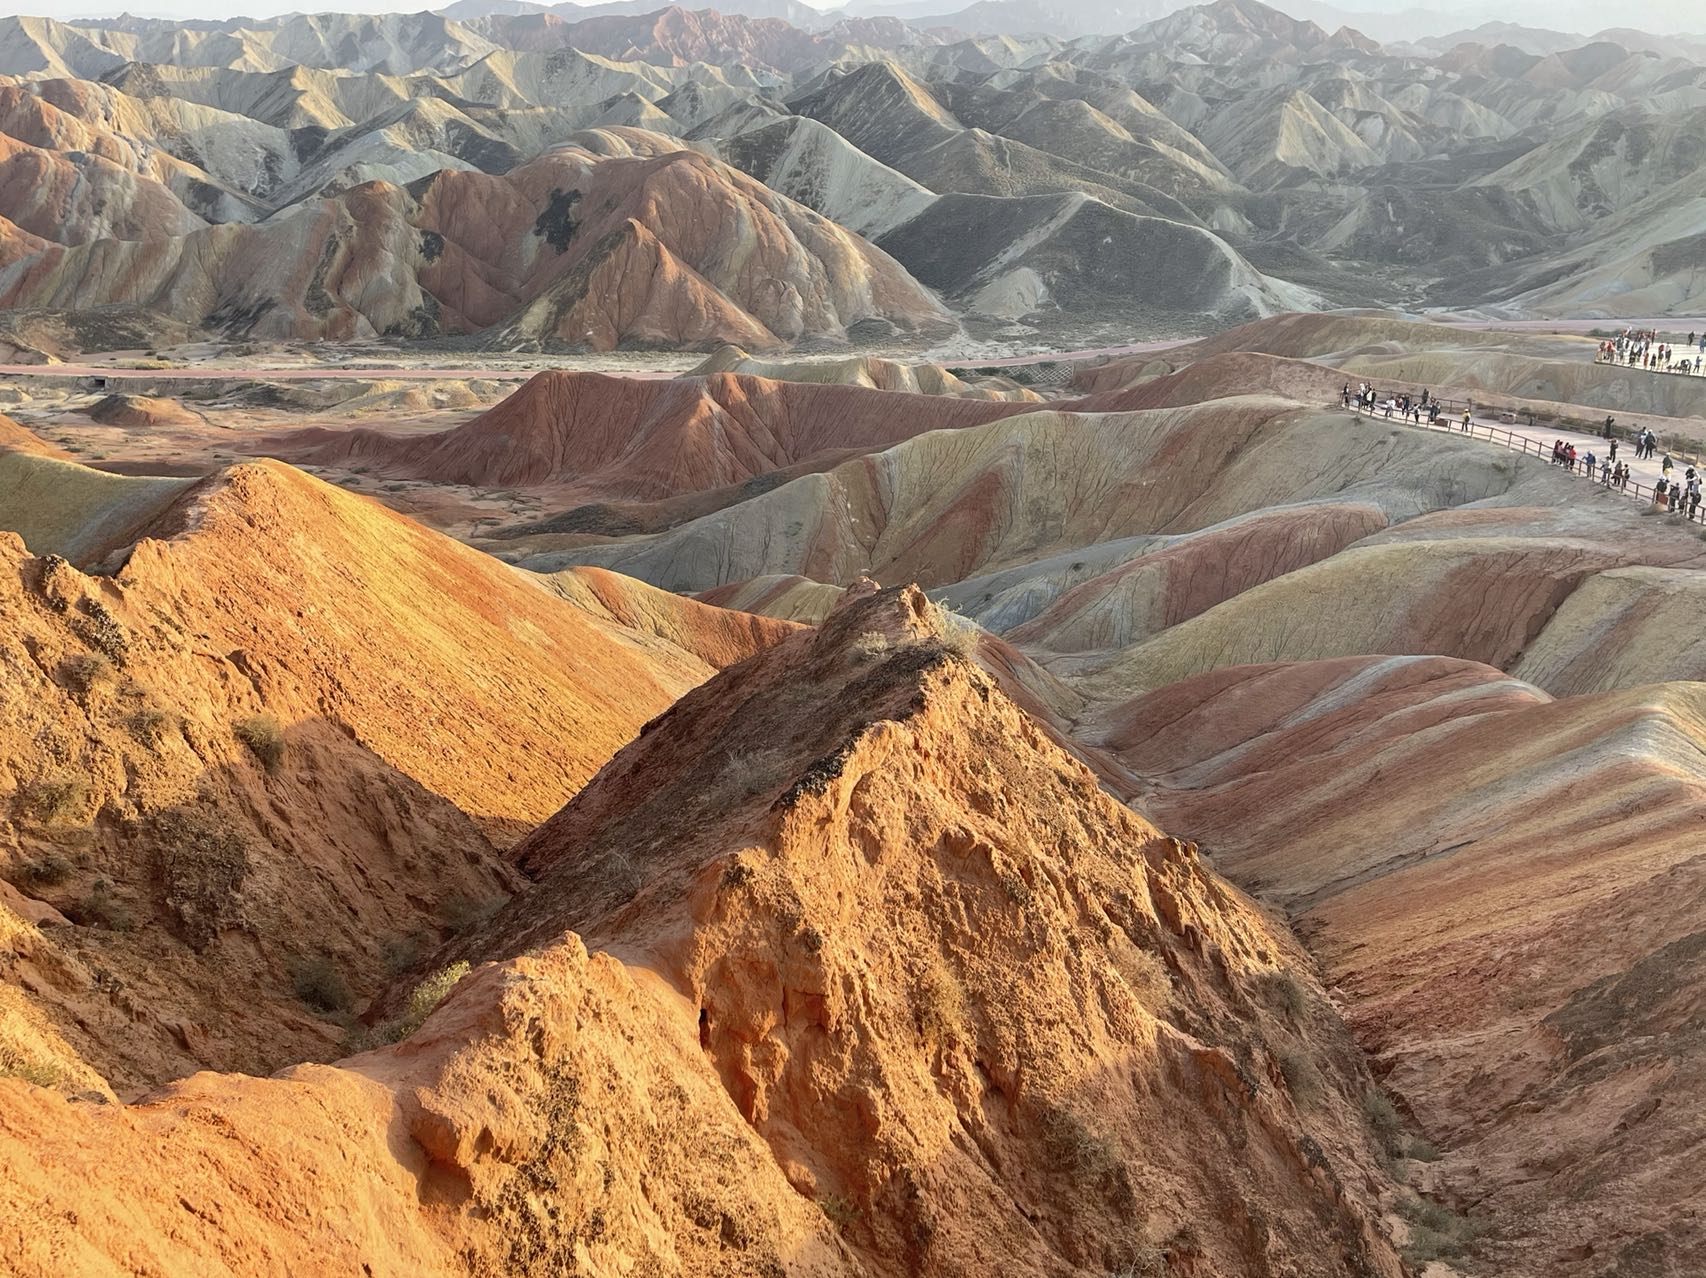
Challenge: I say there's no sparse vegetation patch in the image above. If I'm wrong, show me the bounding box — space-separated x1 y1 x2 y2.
14 776 89 826
1400 1195 1486 1264
152 808 251 950
235 713 286 772
292 953 353 1013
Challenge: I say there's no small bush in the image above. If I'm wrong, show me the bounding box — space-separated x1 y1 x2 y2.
1264 970 1309 1020
1109 1240 1167 1278
1276 1046 1322 1103
818 1193 859 1232
72 599 128 662
382 931 426 975
357 961 471 1048
849 630 891 660
292 953 353 1013
1406 1137 1442 1162
61 652 115 695
152 808 251 950
0 1046 61 1088
235 713 286 773
998 868 1033 905
124 707 172 747
925 601 981 659
74 879 134 932
439 893 499 934
15 777 89 826
1400 1195 1485 1264
1038 1105 1137 1209
1041 1105 1116 1177
1364 1088 1404 1154
15 853 73 887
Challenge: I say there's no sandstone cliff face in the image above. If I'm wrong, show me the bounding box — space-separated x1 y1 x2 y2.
0 454 788 1093
0 585 1406 1278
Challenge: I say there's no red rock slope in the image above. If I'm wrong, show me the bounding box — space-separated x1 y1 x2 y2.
1097 654 1706 1276
278 368 1034 500
0 585 1408 1277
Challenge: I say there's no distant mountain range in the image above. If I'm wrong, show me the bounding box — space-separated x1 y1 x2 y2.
0 0 1702 358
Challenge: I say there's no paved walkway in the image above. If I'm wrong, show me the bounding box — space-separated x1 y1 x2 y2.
1373 404 1697 513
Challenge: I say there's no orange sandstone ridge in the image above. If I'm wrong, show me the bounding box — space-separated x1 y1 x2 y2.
1 585 1407 1278
0 450 791 1092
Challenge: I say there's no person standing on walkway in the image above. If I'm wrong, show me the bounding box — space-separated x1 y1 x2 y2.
1663 454 1675 484
1585 450 1596 480
1608 436 1618 465
1461 407 1472 431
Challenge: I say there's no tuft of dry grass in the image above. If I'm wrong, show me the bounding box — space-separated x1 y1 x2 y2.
1110 939 1174 1012
14 776 89 826
124 707 173 748
924 601 981 659
722 748 786 799
0 1046 61 1088
235 713 286 773
849 630 892 660
61 652 115 695
914 959 966 1042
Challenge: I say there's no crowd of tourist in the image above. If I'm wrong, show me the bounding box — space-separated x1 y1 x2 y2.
1339 375 1706 519
1340 381 1472 429
1549 439 1635 491
1596 328 1706 373
1547 428 1704 514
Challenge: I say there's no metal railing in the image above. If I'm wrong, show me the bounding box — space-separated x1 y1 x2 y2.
1342 399 1705 522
